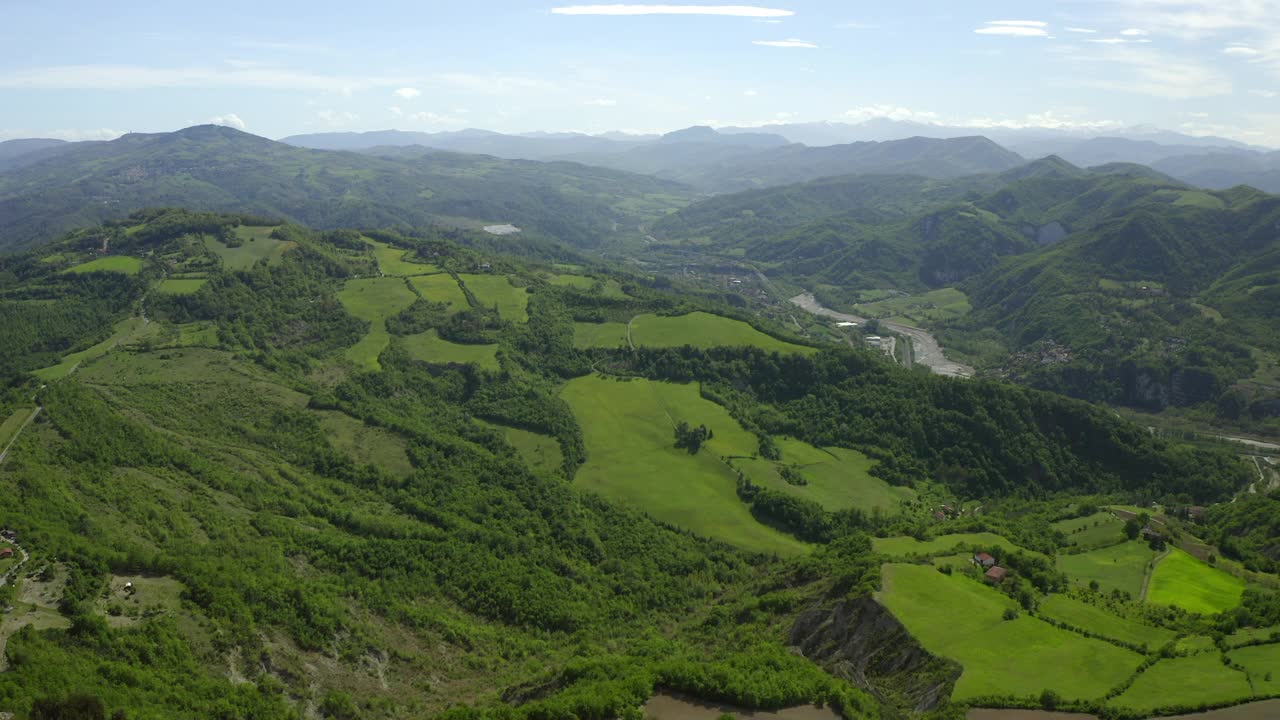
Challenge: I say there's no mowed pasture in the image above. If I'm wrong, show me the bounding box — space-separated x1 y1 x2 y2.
730 442 913 513
0 407 36 450
458 274 529 322
561 374 806 556
65 255 143 275
409 274 469 311
337 277 418 370
1038 595 1176 650
878 563 1143 701
317 410 414 477
481 421 564 477
573 321 630 349
366 238 439 276
548 274 628 298
401 330 499 370
1146 549 1246 615
873 532 1039 560
1052 512 1125 548
1229 643 1280 694
1056 541 1158 598
32 317 159 381
156 278 208 295
628 312 816 354
1111 653 1253 713
204 226 294 269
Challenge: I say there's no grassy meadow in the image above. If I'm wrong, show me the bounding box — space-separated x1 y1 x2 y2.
401 330 499 370
1112 653 1253 713
730 443 913 513
156 278 208 295
573 321 630 349
0 407 37 449
317 410 414 477
65 255 143 275
561 374 806 556
337 277 418 370
409 274 469 311
480 421 564 477
878 563 1143 701
1053 511 1126 548
1229 643 1280 693
1038 595 1176 649
627 312 815 354
32 317 157 381
873 532 1037 559
204 227 294 269
1147 549 1246 615
365 238 439 276
458 274 529 322
1056 541 1159 598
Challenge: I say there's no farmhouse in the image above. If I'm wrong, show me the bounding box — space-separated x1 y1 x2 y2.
1186 506 1206 523
0 547 12 559
973 552 997 569
984 566 1008 584
1141 525 1163 541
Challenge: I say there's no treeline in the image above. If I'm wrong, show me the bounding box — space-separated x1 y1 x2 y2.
614 345 1251 502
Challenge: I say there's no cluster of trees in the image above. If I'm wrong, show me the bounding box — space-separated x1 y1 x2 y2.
673 421 712 453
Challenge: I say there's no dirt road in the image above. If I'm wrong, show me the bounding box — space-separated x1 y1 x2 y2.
789 293 974 378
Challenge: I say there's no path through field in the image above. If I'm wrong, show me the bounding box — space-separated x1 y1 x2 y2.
0 406 41 466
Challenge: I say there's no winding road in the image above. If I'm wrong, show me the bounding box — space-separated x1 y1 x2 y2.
789 293 974 378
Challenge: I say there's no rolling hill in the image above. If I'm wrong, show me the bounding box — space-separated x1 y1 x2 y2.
0 125 693 252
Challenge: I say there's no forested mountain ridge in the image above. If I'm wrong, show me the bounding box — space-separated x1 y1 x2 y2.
0 125 693 252
0 208 1257 718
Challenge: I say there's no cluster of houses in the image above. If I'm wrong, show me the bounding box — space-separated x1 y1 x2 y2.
0 529 17 560
973 552 1007 584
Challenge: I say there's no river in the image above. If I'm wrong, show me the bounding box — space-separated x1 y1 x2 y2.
789 293 974 378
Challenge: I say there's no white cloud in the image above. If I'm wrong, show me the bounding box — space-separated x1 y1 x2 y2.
0 127 124 142
1087 36 1151 44
844 104 940 123
551 5 793 17
1250 89 1278 98
1098 0 1279 40
207 113 246 130
744 88 758 96
975 21 1050 37
964 111 1124 131
0 63 406 91
584 98 618 106
752 38 817 48
1120 28 1149 36
394 87 421 99
1071 44 1232 99
1223 44 1259 57
388 106 404 117
1065 27 1097 33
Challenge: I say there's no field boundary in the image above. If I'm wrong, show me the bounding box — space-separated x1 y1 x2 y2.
0 406 42 465
1139 547 1171 602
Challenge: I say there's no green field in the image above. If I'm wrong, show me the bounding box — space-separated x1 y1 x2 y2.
852 287 971 325
1038 595 1176 649
1147 549 1246 615
1176 635 1218 654
626 312 816 354
561 374 806 556
409 274 469 311
32 317 155 380
1112 653 1253 712
65 255 143 275
573 321 630 349
204 227 293 269
1053 512 1125 548
1229 643 1280 693
1226 626 1280 647
1057 541 1159 598
337 277 419 370
873 532 1037 559
0 407 36 449
317 411 414 477
548 274 628 298
730 443 913 513
172 322 220 347
481 421 564 477
156 278 208 295
401 330 499 370
878 563 1143 700
366 238 439 276
458 274 529 322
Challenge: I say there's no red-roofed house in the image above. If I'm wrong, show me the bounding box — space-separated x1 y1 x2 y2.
973 552 996 568
0 547 13 559
984 566 1008 584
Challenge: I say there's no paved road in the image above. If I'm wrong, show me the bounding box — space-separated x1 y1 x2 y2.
789 293 974 378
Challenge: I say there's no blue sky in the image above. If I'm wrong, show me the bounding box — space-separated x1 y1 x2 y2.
2 1 1278 145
